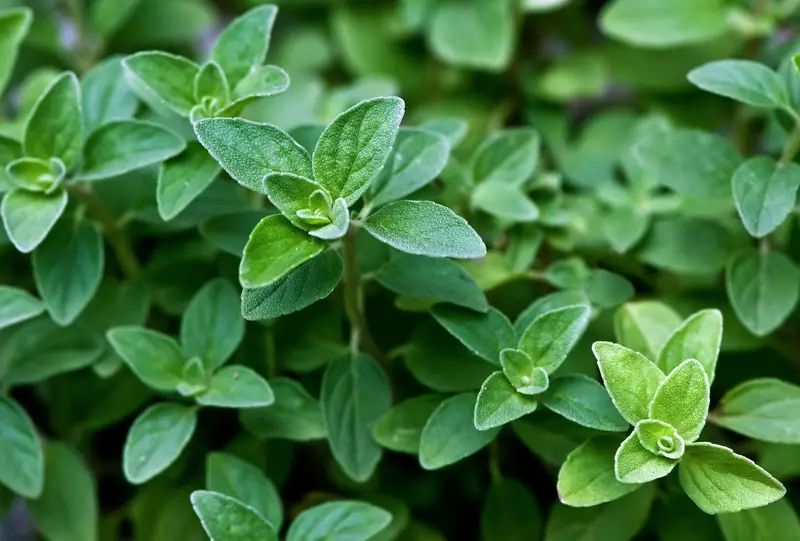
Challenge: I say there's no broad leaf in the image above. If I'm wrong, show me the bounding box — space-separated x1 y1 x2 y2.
517 305 591 374
717 500 800 541
191 490 278 541
1 187 68 253
688 60 789 109
196 366 274 408
515 290 590 336
373 394 443 454
210 5 277 85
657 309 722 381
157 142 221 220
180 278 243 371
731 157 800 238
81 57 139 133
649 358 709 443
0 285 45 330
471 181 539 222
106 326 184 391
24 72 83 168
0 396 43 498
239 378 327 442
712 378 800 444
287 501 392 541
614 301 682 362
123 52 199 116
430 305 516 364
472 128 540 186
313 97 405 205
474 371 538 430
540 375 629 432
0 8 32 97
206 453 282 529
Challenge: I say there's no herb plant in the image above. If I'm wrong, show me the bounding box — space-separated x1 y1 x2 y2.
3 1 800 540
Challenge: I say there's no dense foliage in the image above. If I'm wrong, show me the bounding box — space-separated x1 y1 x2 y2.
2 0 800 540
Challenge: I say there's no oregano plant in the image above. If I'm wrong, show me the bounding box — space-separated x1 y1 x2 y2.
2 1 800 540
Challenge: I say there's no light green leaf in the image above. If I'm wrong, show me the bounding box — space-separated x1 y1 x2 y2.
321 354 391 482
731 157 800 239
615 427 678 484
6 156 65 194
638 217 732 275
726 249 800 336
472 128 540 186
712 378 800 444
240 215 326 289
123 52 199 116
106 326 184 391
717 500 800 541
194 118 312 194
27 442 98 541
123 402 197 484
370 127 450 207
679 442 786 514
364 200 486 259
206 452 282 530
79 120 185 181
375 252 488 312
540 375 629 432
33 219 104 326
24 72 83 168
515 290 590 336
614 301 682 362
0 396 43 498
313 97 405 205
429 0 514 71
430 305 516 364
373 394 443 454
600 0 727 48
585 269 634 309
239 378 326 442
544 258 590 289
0 8 32 98
471 181 539 222
422 117 469 147
481 478 542 541
603 207 649 253
657 309 722 381
474 371 538 430
196 366 274 408
593 341 665 425
287 501 392 541
81 57 139 132
556 435 640 507
308 197 349 240
649 358 709 443
499 349 549 395
1 188 68 253
518 305 591 374
419 392 500 469
241 250 342 320
191 490 278 541
263 173 326 230
229 65 289 102
211 5 277 86
180 278 243 371
0 285 45 330
157 142 221 221
636 419 685 459
688 60 789 109
178 356 208 397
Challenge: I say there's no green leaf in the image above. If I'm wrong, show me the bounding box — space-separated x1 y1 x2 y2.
308 197 349 240
717 500 800 541
263 173 327 230
313 97 405 205
517 305 591 374
585 269 634 309
726 249 800 336
287 501 392 541
157 142 221 221
6 156 66 193
199 210 270 257
544 258 590 289
731 157 800 238
614 301 682 362
513 413 597 466
419 392 500 469
230 64 288 101
540 375 629 432
211 5 277 86
196 366 274 408
636 419 685 459
471 181 539 222
657 309 722 381
79 120 185 181
688 60 789 109
123 52 199 116
474 371 538 430
647 359 709 444
499 349 549 395
0 8 32 98
178 357 208 397
515 290 590 336
369 127 450 207
191 490 278 541
0 285 45 330
373 394 443 454
0 396 43 498
106 326 184 391
27 442 98 541
1 188 68 253
241 250 343 320
364 200 486 259
89 0 142 38
430 305 515 364
429 0 514 71
321 354 391 482
239 378 326 442
240 215 326 289
600 0 727 48
472 128 540 187
712 378 800 444
81 57 139 133
33 219 104 326
603 207 649 253
638 217 732 275
679 442 786 514
615 425 678 484
593 341 665 425
193 61 229 107
24 72 83 168
206 452 282 530
481 478 542 541
180 278 243 371
123 402 197 484
194 118 313 194
556 435 640 507
422 117 469 147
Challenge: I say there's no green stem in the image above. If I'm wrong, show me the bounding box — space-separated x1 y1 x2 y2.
342 228 385 364
67 183 142 279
